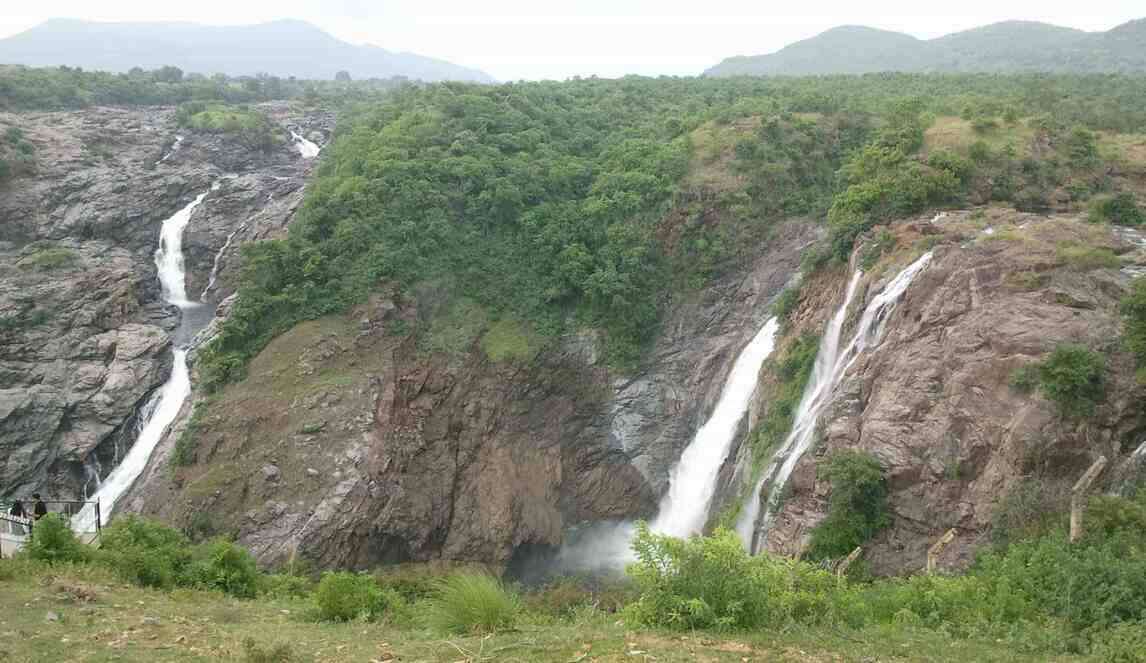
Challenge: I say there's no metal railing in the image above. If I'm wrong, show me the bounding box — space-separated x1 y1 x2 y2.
0 500 102 558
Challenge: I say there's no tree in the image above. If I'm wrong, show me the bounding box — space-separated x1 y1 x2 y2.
335 70 352 82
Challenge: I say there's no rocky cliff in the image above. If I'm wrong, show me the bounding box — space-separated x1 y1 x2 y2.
728 208 1146 574
125 220 817 569
0 103 330 501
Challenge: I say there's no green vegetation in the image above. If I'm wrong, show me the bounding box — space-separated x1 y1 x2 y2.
22 513 89 563
1090 192 1145 226
771 283 802 322
171 402 205 466
481 317 542 362
806 450 891 560
1011 344 1107 417
748 333 819 464
193 74 1146 389
175 101 278 151
6 491 1146 660
314 571 392 621
1055 242 1122 270
0 64 411 111
19 246 78 271
1123 280 1146 383
423 573 520 634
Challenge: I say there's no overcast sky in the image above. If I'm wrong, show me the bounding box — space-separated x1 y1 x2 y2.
1 1 1142 80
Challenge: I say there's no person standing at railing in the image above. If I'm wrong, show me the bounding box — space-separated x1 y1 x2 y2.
8 499 25 519
32 494 47 521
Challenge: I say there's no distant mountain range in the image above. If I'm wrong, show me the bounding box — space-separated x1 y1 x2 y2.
706 19 1146 77
0 18 495 83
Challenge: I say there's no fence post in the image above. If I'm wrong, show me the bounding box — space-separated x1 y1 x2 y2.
927 528 957 575
1070 456 1108 543
836 546 863 580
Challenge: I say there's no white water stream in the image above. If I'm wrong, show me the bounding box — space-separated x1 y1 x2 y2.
291 130 320 159
738 252 934 553
201 224 244 299
554 316 781 570
74 191 213 528
652 317 780 537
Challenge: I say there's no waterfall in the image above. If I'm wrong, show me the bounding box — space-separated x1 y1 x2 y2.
552 315 781 572
74 190 214 529
156 192 209 308
739 252 933 553
651 317 780 537
291 130 320 159
200 224 244 299
156 135 184 165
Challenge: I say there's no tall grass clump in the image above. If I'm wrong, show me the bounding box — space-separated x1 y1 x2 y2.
185 538 261 598
423 572 520 634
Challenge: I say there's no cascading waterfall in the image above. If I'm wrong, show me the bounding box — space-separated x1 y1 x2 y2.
553 315 781 571
738 252 933 553
651 317 781 537
156 135 184 165
200 224 244 299
73 190 215 529
291 130 320 159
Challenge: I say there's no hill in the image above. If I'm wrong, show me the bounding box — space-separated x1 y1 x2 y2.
707 19 1146 76
0 18 495 83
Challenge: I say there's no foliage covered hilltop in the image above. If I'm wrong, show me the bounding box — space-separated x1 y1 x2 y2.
200 72 1146 388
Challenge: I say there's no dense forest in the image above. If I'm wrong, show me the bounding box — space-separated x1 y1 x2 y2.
0 63 411 111
198 72 1146 388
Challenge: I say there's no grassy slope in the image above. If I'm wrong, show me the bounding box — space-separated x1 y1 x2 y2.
0 565 1070 663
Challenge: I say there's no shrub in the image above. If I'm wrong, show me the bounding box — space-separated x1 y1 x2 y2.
771 284 802 321
242 637 294 663
184 538 261 598
98 516 191 588
260 572 312 599
1089 192 1144 226
20 247 78 271
806 450 890 560
749 332 819 463
22 513 89 564
314 572 388 621
1091 622 1146 662
1035 344 1106 417
1009 364 1040 393
423 572 520 634
1055 242 1121 270
990 479 1070 547
1123 280 1146 382
626 523 836 630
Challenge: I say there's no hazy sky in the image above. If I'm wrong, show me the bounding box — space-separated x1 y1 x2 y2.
1 1 1142 80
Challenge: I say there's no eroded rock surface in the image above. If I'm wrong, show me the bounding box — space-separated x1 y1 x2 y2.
0 103 330 500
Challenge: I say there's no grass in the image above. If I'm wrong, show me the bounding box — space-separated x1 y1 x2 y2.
423 573 519 634
480 317 542 363
923 115 1035 157
0 560 1075 662
19 247 79 271
1055 242 1121 270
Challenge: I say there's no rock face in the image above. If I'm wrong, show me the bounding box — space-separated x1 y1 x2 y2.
741 210 1146 574
0 103 330 501
126 221 817 570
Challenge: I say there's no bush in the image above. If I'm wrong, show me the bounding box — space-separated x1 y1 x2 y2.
260 572 312 599
184 538 261 598
748 332 819 463
242 637 294 663
98 516 191 588
423 572 520 634
626 524 836 630
1035 344 1106 417
1089 193 1144 226
990 479 1070 547
1091 622 1146 662
1055 242 1121 270
22 513 88 564
1123 280 1146 383
806 450 890 560
314 572 389 621
771 284 802 321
